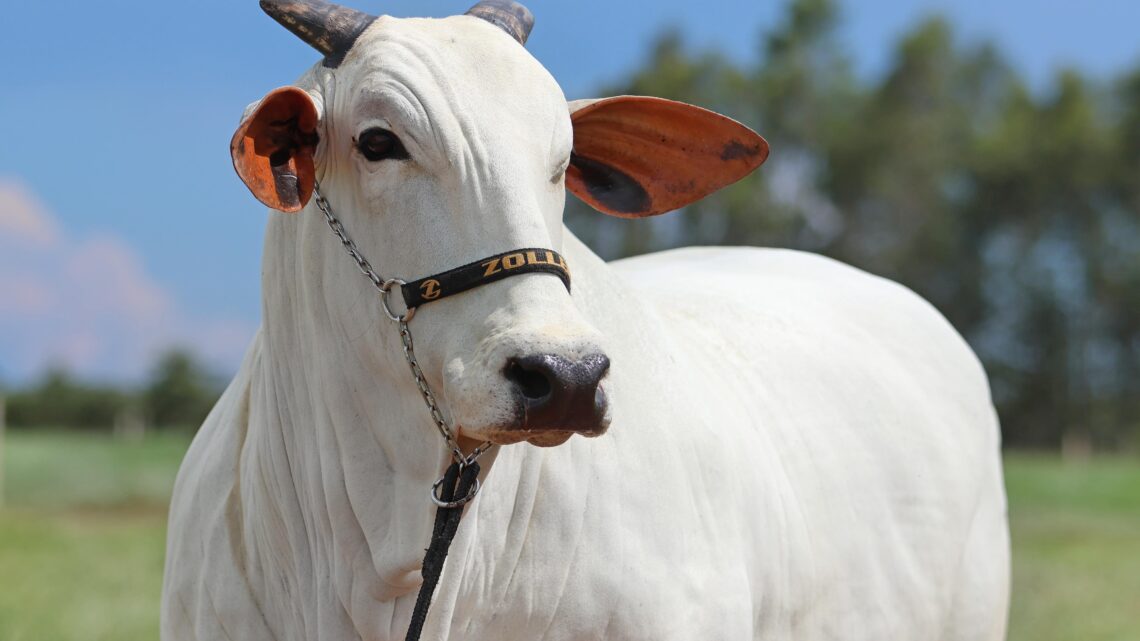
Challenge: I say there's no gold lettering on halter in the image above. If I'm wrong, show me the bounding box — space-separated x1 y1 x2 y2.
542 250 567 272
482 258 502 277
420 279 442 300
482 251 568 280
544 250 568 271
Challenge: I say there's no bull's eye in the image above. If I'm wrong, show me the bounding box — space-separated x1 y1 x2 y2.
356 128 409 162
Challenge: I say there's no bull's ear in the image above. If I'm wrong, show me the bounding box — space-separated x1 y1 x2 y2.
231 87 320 213
567 96 769 218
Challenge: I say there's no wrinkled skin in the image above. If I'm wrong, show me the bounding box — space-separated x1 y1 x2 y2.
162 12 1010 641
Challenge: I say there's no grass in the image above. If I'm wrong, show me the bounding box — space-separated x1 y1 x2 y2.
0 509 167 641
1 431 1138 640
0 431 189 641
2 431 189 510
1004 454 1140 641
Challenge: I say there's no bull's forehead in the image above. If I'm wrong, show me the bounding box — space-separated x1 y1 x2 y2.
338 15 570 163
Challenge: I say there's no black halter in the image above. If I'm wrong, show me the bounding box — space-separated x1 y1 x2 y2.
401 247 571 310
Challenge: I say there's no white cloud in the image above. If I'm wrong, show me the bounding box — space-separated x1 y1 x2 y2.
0 178 256 384
0 179 60 248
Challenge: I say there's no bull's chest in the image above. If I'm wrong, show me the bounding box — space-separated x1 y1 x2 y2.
418 450 760 641
439 537 756 641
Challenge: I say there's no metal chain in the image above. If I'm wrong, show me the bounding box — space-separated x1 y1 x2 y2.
398 320 492 465
314 186 386 293
312 182 491 472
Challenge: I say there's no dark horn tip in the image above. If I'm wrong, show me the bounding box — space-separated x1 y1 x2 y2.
465 0 534 46
260 0 377 68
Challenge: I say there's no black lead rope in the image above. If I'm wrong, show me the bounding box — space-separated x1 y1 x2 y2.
405 460 482 641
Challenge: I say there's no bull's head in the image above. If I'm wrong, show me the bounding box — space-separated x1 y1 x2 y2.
231 0 768 449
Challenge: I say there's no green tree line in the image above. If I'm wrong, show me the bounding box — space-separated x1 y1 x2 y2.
3 350 221 431
566 0 1140 450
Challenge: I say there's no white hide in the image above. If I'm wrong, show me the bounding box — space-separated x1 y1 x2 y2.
162 13 1010 641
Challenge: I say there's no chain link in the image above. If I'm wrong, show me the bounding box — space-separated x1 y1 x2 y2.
313 182 491 469
398 320 492 464
313 186 387 293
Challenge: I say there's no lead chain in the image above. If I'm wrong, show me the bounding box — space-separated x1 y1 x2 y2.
313 183 491 471
314 186 386 292
398 320 492 464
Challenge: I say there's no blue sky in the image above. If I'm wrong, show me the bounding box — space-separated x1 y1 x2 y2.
1 0 1138 384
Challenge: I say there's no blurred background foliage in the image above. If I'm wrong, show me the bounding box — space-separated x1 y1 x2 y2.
3 349 221 435
567 0 1140 453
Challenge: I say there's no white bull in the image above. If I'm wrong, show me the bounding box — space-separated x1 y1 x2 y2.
162 1 1010 639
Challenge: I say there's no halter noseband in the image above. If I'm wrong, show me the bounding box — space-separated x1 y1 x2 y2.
401 248 570 309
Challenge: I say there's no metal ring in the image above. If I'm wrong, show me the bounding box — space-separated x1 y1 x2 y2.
380 278 415 322
430 475 481 508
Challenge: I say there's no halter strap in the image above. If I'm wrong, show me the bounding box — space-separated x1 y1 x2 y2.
401 248 571 309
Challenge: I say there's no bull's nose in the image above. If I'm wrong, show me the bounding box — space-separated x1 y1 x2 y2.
504 353 610 431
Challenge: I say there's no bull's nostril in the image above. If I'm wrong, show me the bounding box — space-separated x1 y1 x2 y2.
505 359 553 402
505 353 610 432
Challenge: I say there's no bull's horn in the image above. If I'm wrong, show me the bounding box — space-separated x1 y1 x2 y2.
465 1 534 46
260 0 376 68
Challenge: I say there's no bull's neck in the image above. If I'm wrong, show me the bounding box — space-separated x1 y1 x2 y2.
244 208 482 605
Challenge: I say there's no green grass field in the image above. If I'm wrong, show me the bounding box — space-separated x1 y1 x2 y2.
1 431 1138 641
0 432 187 641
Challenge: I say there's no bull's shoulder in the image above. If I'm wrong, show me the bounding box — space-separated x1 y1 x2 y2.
163 336 278 641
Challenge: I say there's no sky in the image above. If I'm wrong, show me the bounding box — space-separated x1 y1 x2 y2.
1 0 1138 385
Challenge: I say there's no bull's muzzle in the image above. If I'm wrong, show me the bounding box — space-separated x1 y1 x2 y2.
504 353 610 434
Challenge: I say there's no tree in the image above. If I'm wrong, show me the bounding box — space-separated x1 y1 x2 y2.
5 368 128 429
143 350 220 430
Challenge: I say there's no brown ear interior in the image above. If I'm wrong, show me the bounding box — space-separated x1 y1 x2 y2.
230 87 320 213
567 96 769 218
